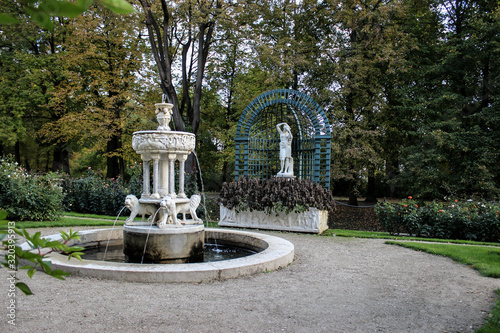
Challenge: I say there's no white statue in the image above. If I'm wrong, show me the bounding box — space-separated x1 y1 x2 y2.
124 194 158 224
176 194 202 222
158 194 202 228
276 123 293 177
158 196 180 227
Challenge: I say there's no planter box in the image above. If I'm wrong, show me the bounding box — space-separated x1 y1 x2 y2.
219 205 328 234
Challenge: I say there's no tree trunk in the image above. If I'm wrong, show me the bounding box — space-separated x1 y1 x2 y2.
45 150 51 173
348 180 358 206
52 145 70 174
14 141 21 165
186 153 197 182
365 171 378 203
386 156 399 198
106 134 124 179
222 160 228 184
191 22 214 135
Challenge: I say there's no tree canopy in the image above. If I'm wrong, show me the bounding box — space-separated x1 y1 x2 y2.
1 0 499 200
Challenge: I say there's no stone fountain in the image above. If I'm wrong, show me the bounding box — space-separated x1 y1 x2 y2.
123 103 204 263
20 102 295 282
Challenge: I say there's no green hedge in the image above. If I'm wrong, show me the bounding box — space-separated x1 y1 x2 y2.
375 198 500 242
0 158 63 221
62 168 138 216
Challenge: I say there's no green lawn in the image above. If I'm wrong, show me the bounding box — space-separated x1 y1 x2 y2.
386 241 500 278
64 212 128 220
3 217 126 229
477 289 500 333
325 229 500 247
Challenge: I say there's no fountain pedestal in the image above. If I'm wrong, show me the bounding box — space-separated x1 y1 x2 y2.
123 225 204 263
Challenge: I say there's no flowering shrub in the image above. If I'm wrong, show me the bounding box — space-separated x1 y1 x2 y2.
375 197 500 242
62 168 130 216
0 158 63 221
219 177 334 214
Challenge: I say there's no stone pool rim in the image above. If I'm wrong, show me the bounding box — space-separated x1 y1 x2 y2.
20 228 295 283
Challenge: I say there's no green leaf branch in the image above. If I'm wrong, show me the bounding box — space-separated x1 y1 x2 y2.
1 215 84 295
0 0 135 30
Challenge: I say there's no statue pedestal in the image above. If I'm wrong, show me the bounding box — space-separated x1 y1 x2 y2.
276 173 295 179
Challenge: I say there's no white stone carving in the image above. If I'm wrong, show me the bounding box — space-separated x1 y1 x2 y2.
130 105 195 200
158 195 202 227
158 196 180 228
155 103 173 131
124 101 205 262
175 194 202 223
132 132 195 153
124 194 159 224
276 123 294 177
219 205 328 234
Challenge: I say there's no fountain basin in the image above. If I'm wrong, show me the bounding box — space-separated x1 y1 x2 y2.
132 130 195 154
123 224 204 263
22 228 294 283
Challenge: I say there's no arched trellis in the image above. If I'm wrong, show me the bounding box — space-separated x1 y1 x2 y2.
235 89 332 188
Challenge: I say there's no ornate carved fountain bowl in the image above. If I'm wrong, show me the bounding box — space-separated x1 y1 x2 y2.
132 130 196 154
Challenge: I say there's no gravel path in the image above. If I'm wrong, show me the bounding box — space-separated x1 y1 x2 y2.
2 227 499 332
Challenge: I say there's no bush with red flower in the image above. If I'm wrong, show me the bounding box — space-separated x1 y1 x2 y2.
375 197 500 242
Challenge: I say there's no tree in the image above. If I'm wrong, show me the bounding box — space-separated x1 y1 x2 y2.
376 0 443 198
393 0 500 199
138 0 258 131
138 0 254 178
0 1 74 172
200 4 256 185
249 0 325 91
1 1 151 178
311 0 412 204
51 5 148 179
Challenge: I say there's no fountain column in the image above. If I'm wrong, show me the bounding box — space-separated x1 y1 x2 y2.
159 156 169 197
151 154 160 199
141 156 151 198
178 154 188 198
168 153 177 198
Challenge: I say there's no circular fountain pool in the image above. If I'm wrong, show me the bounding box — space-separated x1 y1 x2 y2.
22 228 294 283
83 242 258 263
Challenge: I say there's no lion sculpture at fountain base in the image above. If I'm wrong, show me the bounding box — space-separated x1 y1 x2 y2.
158 195 202 228
125 194 157 223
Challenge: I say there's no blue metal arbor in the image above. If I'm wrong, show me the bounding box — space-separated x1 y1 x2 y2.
235 89 332 188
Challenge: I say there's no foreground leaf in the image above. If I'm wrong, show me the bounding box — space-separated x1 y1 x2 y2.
24 6 54 31
98 0 135 14
0 13 20 25
16 282 33 296
39 0 87 18
48 269 71 280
